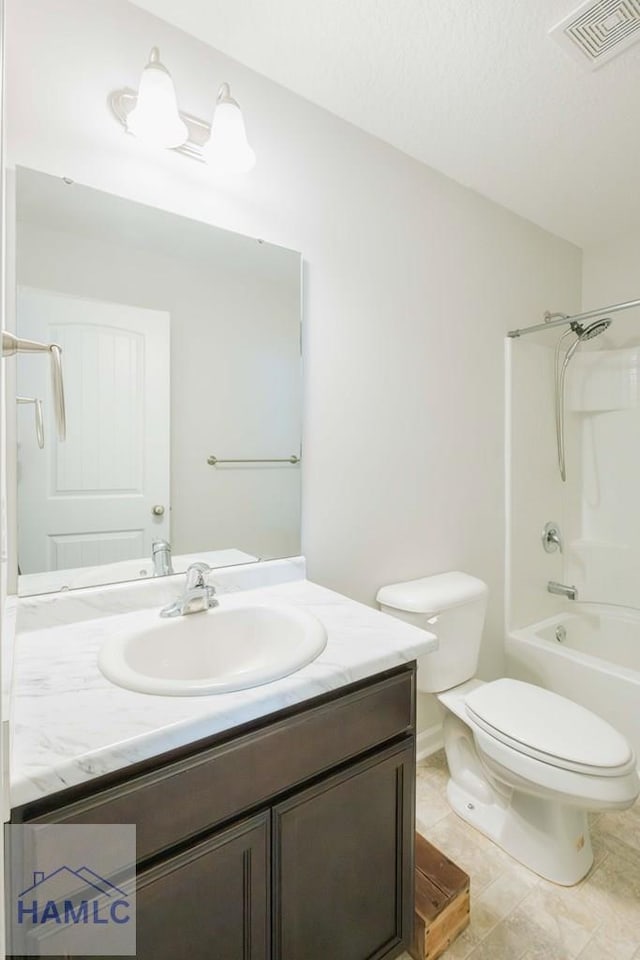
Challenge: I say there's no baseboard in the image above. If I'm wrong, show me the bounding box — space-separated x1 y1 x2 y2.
416 723 444 763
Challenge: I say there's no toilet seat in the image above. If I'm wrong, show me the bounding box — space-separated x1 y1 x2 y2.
465 678 635 777
470 722 640 809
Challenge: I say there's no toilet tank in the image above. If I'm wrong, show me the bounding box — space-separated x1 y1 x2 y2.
376 572 488 693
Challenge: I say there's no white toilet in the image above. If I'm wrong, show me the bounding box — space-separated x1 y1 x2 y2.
377 571 640 885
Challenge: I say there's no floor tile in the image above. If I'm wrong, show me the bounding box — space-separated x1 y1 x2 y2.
438 926 482 959
514 881 598 956
576 931 639 960
415 778 451 829
471 867 537 938
579 849 640 940
462 913 530 960
598 801 640 855
597 821 640 866
416 749 449 791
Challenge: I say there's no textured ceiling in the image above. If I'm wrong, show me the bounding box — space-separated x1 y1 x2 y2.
131 0 640 247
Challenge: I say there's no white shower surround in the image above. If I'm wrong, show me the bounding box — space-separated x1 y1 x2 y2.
506 333 640 769
506 603 640 765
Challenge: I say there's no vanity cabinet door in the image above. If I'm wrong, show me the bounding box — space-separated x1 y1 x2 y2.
135 811 270 960
272 740 414 960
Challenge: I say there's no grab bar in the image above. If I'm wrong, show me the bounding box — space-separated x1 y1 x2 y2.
16 396 45 449
207 454 300 465
3 332 66 441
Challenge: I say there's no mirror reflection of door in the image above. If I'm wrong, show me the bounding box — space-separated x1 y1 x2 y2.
14 167 302 596
17 287 170 576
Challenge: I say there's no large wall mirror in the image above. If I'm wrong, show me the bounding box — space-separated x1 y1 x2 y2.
14 167 302 596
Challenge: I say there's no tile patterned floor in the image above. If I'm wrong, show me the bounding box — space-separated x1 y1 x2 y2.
398 750 640 960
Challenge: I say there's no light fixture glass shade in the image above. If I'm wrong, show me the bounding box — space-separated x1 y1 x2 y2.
204 83 256 174
127 48 188 149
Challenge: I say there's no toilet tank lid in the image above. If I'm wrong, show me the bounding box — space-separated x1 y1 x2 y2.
376 572 488 615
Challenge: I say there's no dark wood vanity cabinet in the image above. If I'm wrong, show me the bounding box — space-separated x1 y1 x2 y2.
13 664 416 960
136 812 270 960
273 743 414 960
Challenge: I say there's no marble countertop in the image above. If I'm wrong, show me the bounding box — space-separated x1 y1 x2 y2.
10 560 437 808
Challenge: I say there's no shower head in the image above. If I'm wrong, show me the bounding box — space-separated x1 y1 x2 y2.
571 318 611 341
564 319 611 366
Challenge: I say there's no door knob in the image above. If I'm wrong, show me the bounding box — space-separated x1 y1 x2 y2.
152 505 165 516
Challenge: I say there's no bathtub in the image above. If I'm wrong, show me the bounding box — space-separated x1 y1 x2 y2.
506 604 640 764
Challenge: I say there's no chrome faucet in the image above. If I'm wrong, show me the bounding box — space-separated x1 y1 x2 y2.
547 581 577 601
160 563 218 618
152 539 174 577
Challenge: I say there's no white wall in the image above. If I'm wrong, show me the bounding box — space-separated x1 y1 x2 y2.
5 0 582 730
506 339 566 630
583 232 640 311
16 213 301 562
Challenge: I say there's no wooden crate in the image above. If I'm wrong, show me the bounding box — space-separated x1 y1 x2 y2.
409 833 470 960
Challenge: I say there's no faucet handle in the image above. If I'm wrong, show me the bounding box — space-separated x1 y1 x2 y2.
542 521 563 554
185 562 212 589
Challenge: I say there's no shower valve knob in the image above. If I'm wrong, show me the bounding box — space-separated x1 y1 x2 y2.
542 521 563 554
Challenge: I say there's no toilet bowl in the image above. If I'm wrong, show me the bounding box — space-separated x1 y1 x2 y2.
377 572 640 885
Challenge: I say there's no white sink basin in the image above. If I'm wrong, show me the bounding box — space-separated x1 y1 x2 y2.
98 603 327 696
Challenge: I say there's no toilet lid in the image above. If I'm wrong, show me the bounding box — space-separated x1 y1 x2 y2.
465 679 633 772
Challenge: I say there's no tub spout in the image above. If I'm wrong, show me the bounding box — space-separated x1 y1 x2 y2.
547 581 577 601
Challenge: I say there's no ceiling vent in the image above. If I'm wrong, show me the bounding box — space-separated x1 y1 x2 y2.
550 0 640 69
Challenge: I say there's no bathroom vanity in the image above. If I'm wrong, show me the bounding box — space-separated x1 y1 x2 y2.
9 562 437 960
13 665 415 959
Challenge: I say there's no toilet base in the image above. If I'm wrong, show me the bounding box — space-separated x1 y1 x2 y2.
446 778 594 885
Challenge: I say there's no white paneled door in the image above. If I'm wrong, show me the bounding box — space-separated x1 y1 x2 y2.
17 287 170 574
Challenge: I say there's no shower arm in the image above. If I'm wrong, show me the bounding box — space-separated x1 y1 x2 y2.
508 297 640 339
2 332 66 441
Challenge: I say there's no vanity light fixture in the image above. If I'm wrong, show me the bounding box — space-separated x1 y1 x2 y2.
110 49 256 173
126 47 188 149
204 83 256 174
